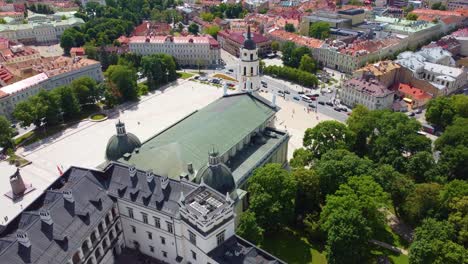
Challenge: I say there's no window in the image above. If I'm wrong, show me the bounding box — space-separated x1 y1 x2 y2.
250 54 253 60
154 217 160 228
166 221 173 234
149 246 154 253
216 231 225 246
147 232 152 240
243 67 246 75
162 251 167 258
160 236 166 245
127 207 134 219
131 225 136 233
142 213 148 224
189 230 196 245
191 250 197 260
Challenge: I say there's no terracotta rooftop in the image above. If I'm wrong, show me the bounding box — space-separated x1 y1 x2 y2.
411 9 465 17
356 61 400 76
0 89 6 98
218 30 270 44
452 28 468 38
339 37 401 56
0 65 14 85
132 21 171 37
33 56 100 78
398 83 432 100
269 29 323 48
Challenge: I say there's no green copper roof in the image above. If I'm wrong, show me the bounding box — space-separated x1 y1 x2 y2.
119 93 276 179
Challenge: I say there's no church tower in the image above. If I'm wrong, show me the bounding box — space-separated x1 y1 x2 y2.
238 26 260 92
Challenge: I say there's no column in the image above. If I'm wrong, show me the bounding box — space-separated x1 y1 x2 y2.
115 243 122 255
77 249 85 261
86 238 92 249
89 256 97 264
108 211 114 222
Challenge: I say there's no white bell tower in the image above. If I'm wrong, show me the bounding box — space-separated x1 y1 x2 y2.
238 26 260 92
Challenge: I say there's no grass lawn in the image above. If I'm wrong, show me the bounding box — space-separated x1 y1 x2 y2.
7 153 30 167
261 227 327 264
177 72 195 79
213 73 237 82
89 113 107 121
371 247 409 264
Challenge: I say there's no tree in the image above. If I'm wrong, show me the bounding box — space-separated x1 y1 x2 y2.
298 54 315 73
405 151 437 183
188 23 199 35
289 147 313 168
321 176 389 264
200 12 215 22
447 196 468 245
401 183 442 225
51 86 81 119
293 168 321 216
409 218 465 264
406 13 418 21
309 22 330 40
236 211 264 245
425 95 468 129
71 77 98 105
284 23 295 32
432 2 447 10
204 25 220 38
372 164 414 216
303 120 355 158
141 53 177 90
105 65 138 102
247 163 296 231
289 46 311 68
346 104 373 155
435 118 468 180
0 116 14 148
271 41 279 54
280 41 296 66
314 149 374 196
60 32 75 56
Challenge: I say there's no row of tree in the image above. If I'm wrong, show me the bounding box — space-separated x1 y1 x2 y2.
238 99 468 264
13 77 98 127
263 65 318 87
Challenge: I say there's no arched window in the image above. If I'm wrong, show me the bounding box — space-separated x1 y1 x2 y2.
250 54 253 60
243 67 246 75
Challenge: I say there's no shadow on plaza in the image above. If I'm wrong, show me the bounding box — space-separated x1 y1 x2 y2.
21 122 82 153
115 248 166 264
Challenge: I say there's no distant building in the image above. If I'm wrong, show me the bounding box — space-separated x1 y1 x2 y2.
0 57 103 118
340 77 394 110
132 21 171 37
128 35 221 67
217 30 271 57
451 28 468 56
354 60 401 88
0 38 40 65
0 12 84 45
396 49 467 95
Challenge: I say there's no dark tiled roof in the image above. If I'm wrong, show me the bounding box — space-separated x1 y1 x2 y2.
0 163 198 264
208 235 285 264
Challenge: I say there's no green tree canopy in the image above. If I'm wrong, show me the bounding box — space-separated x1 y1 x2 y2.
204 25 220 38
401 183 442 225
406 13 418 21
247 163 297 231
284 23 295 32
426 95 468 129
200 12 215 22
303 120 355 158
309 22 330 40
314 149 374 196
293 168 321 216
70 77 98 105
0 116 14 148
271 41 280 53
298 54 316 73
236 211 264 245
104 65 138 102
141 53 177 90
188 23 199 35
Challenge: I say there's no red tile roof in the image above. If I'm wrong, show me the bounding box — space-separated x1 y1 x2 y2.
218 30 270 45
269 29 323 48
398 83 432 100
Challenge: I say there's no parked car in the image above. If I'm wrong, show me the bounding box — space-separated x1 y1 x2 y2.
334 107 342 112
194 76 199 80
308 103 316 108
284 90 290 94
416 109 423 114
318 101 325 105
261 81 267 85
310 97 317 101
278 90 284 94
293 96 300 101
326 102 334 106
298 91 304 94
341 107 348 112
408 112 415 117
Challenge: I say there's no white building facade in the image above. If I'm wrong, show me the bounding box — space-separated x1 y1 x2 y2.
238 27 261 91
128 35 221 67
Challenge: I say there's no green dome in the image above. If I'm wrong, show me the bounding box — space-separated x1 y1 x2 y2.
195 150 236 195
105 121 141 161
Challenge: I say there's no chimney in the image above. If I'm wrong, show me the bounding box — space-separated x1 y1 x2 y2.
10 168 26 197
145 170 153 183
39 209 53 225
62 190 74 203
187 163 193 174
16 230 31 248
129 165 137 178
161 176 169 190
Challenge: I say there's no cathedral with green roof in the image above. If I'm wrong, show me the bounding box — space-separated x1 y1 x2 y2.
104 92 289 220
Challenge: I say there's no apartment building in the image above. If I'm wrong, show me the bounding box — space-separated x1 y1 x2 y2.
340 77 395 110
